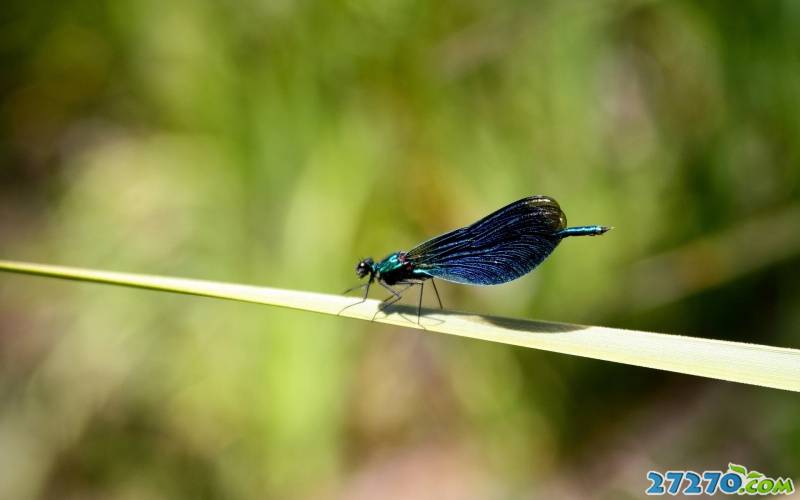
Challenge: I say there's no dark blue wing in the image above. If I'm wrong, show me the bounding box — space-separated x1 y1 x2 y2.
405 196 566 285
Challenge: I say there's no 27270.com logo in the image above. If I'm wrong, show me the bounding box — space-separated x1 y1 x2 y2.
646 463 794 496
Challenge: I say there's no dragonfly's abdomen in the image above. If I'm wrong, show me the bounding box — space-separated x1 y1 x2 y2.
556 225 611 237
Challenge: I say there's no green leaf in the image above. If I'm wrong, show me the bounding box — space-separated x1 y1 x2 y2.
728 464 747 475
747 471 764 479
2 259 800 392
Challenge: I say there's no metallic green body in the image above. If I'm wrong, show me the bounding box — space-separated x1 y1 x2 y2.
373 252 431 285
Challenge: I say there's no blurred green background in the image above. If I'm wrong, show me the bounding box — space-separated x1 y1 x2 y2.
2 0 800 498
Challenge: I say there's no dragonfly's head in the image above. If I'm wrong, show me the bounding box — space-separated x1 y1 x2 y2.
355 258 375 280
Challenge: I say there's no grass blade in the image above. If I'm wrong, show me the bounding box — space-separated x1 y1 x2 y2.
1 259 798 392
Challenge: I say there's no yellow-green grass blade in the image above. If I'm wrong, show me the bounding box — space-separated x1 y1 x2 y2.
1 259 798 392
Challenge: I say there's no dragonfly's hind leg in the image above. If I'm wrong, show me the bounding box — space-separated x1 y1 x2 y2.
416 281 425 324
413 279 442 324
430 279 443 310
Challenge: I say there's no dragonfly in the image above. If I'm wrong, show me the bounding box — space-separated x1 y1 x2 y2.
344 195 610 322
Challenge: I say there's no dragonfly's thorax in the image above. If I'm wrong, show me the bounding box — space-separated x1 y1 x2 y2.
375 252 418 285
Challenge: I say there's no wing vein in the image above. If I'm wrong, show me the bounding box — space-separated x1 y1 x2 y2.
405 196 566 285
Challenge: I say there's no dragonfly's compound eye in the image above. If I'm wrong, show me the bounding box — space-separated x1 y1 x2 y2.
355 258 373 278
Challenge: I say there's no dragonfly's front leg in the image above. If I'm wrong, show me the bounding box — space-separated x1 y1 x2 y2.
338 281 372 315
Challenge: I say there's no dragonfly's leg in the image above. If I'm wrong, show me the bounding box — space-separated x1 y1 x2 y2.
385 280 426 324
430 279 443 309
417 281 424 324
377 282 410 308
393 279 425 287
338 281 371 315
370 282 405 320
400 280 428 325
376 281 430 320
342 282 368 295
379 293 403 309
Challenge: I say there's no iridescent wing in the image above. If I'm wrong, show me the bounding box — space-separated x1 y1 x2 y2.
405 196 566 285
